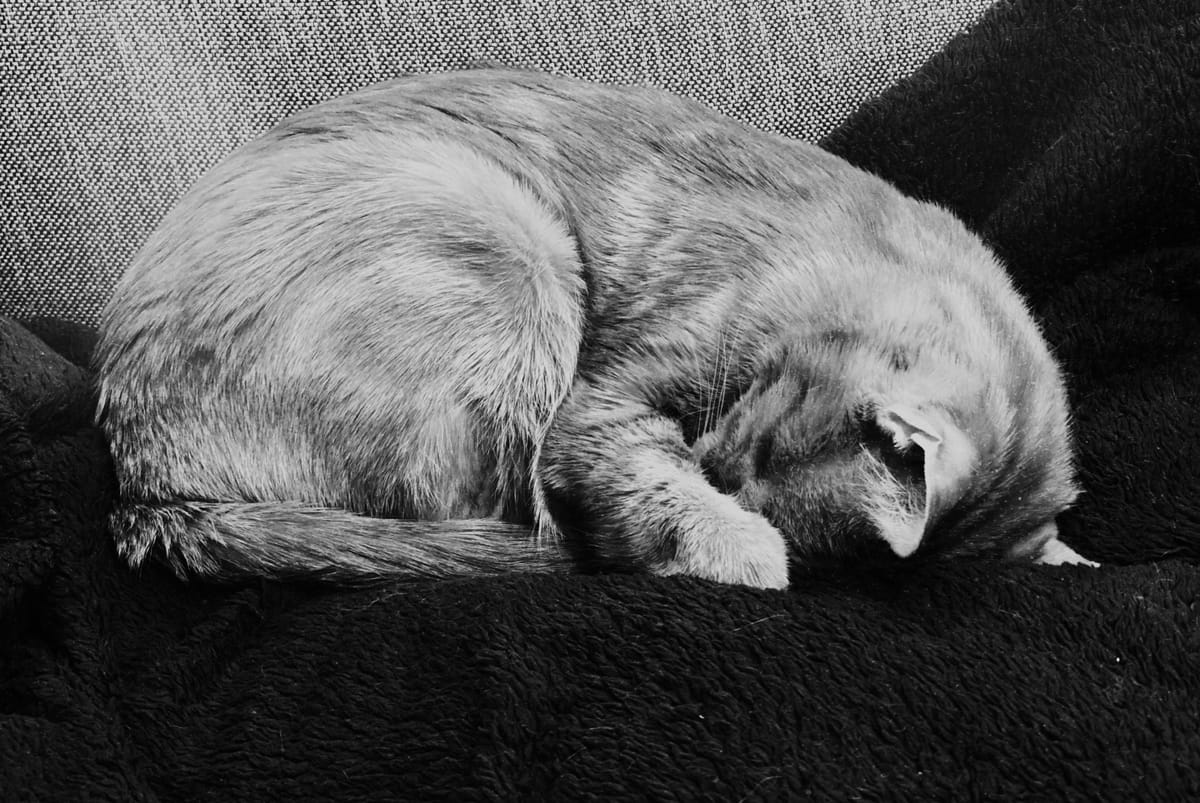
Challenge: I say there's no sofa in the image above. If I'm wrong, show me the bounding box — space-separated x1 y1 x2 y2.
3 1 1198 799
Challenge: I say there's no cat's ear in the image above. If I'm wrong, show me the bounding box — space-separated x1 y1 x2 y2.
870 404 977 558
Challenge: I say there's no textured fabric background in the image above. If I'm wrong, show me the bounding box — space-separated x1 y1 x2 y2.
2 0 993 327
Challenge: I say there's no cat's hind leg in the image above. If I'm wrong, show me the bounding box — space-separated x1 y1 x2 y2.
276 135 590 523
101 134 589 582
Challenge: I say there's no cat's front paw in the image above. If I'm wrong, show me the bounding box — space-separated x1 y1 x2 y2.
1038 536 1100 567
657 512 790 590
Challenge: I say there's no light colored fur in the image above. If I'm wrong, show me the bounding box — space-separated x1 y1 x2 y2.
94 69 1092 588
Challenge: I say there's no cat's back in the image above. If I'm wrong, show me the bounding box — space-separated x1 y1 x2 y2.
251 69 850 202
266 68 771 153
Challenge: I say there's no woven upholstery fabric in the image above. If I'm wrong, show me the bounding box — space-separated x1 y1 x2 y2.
2 0 993 327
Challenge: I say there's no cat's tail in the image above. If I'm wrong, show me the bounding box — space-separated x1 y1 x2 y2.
110 500 573 584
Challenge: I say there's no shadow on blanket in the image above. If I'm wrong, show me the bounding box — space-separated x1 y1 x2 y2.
3 0 1199 799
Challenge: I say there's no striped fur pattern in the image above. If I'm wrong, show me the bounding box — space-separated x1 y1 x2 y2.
94 69 1092 589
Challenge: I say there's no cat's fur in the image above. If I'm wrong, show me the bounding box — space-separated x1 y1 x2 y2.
94 68 1094 589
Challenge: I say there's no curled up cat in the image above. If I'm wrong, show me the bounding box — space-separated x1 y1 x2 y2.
94 68 1097 590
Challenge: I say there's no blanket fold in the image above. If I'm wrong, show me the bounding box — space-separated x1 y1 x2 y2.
3 0 1198 799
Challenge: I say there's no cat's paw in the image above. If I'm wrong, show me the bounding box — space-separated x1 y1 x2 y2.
658 513 790 590
1038 536 1100 567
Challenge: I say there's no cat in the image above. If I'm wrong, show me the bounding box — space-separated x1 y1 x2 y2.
93 68 1096 590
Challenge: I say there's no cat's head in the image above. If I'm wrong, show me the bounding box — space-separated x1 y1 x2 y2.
692 323 1079 570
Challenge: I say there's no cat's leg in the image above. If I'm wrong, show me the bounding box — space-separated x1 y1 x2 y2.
539 384 790 589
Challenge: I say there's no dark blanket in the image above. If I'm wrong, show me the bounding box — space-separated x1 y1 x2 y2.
4 0 1199 799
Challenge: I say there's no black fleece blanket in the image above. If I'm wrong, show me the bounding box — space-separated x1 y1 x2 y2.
4 1 1199 799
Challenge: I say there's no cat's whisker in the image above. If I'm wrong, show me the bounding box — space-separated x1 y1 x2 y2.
699 326 726 437
705 319 742 438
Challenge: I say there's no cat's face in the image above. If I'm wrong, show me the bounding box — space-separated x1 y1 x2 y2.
693 339 1078 569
